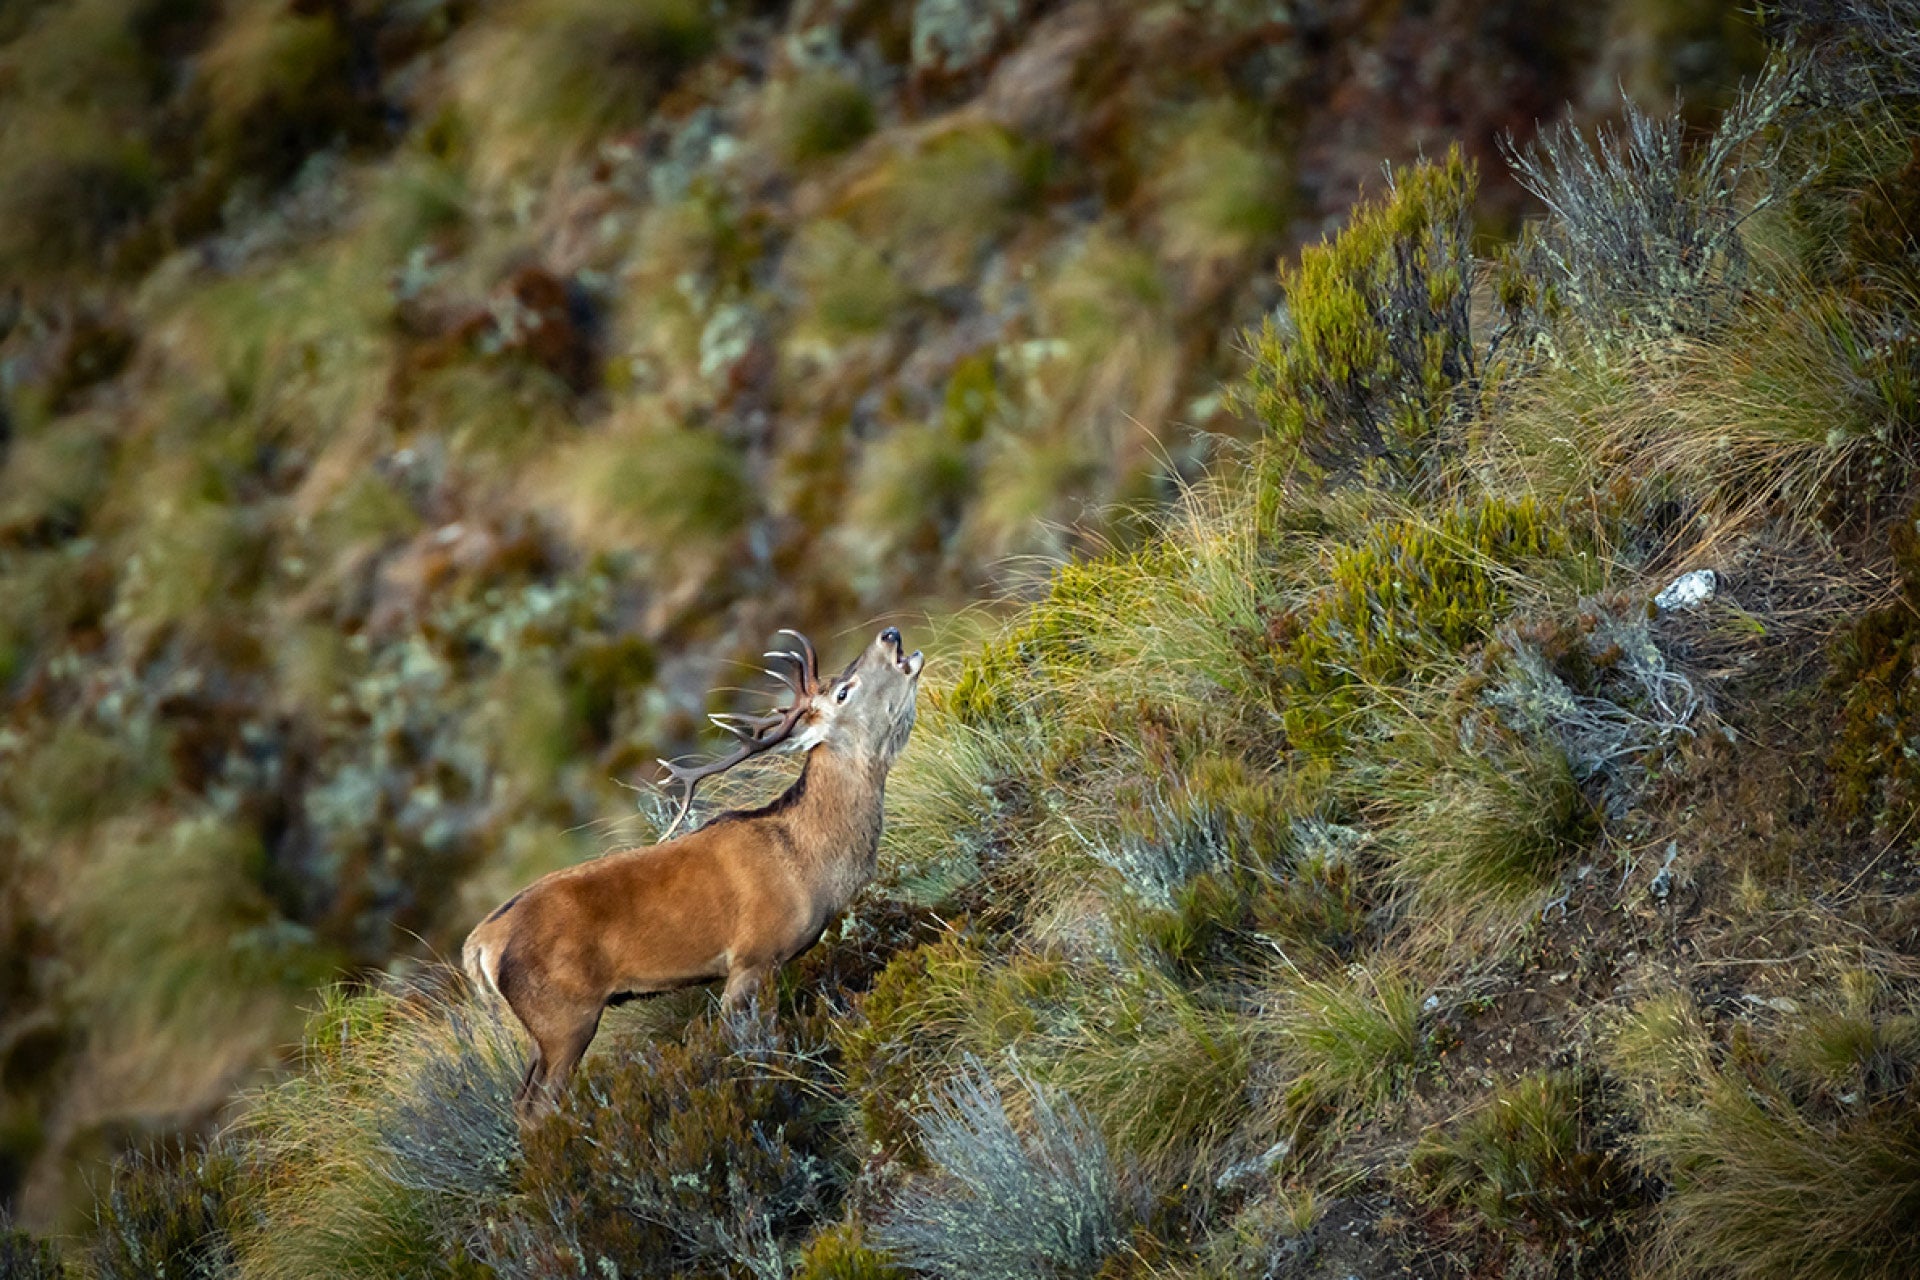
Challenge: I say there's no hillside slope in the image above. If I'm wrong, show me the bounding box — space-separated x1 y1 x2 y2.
13 3 1920 1275
0 0 1776 1232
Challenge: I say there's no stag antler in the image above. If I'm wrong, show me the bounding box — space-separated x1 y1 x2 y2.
655 629 821 839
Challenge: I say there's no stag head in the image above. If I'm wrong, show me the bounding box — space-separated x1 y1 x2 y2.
658 627 923 836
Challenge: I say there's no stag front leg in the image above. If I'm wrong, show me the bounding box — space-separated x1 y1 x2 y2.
720 962 774 1011
514 1001 602 1121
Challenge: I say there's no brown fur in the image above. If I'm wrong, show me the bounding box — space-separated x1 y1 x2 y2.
463 628 921 1116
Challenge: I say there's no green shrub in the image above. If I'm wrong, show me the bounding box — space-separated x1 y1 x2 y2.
1409 1071 1636 1267
1239 148 1478 482
1265 496 1572 756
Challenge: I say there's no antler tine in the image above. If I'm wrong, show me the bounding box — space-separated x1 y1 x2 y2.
656 633 819 837
761 661 808 700
709 711 788 741
775 628 820 691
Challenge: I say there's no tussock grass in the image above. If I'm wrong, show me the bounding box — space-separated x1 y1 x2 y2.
237 981 520 1280
1609 980 1920 1280
0 106 155 277
62 816 337 1082
544 405 754 561
774 70 878 167
1376 727 1594 924
1409 1071 1633 1263
1150 103 1290 265
449 0 715 188
1265 964 1428 1116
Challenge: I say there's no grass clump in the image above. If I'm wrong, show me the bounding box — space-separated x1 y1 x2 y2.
1150 104 1290 265
1380 730 1595 920
846 123 1045 289
197 0 359 182
547 409 755 561
0 106 155 279
1240 148 1479 482
776 71 878 167
787 220 914 342
451 0 715 186
1829 513 1920 836
238 984 517 1280
1267 965 1429 1116
1615 979 1920 1280
871 1056 1135 1280
792 1222 908 1280
1409 1071 1635 1268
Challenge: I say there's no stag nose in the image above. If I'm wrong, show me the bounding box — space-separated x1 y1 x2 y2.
879 627 901 648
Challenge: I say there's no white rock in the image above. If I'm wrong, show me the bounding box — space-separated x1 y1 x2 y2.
1654 568 1718 612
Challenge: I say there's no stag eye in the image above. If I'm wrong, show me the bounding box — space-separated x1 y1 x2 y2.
835 682 854 703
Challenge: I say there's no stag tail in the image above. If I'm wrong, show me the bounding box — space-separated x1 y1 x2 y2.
462 932 504 1003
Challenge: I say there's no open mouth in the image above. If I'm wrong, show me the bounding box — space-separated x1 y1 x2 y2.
881 627 924 678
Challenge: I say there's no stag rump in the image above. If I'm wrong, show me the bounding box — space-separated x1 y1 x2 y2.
463 627 924 1116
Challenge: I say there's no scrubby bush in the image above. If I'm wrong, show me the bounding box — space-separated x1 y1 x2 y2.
1240 148 1479 482
871 1056 1135 1279
1505 60 1805 344
491 1007 846 1280
90 1144 248 1280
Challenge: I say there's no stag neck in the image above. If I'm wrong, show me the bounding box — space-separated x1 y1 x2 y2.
776 743 888 882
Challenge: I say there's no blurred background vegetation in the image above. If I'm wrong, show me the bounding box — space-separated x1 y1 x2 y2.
0 0 1851 1270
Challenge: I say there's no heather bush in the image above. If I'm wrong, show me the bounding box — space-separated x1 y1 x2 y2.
489 1006 846 1280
